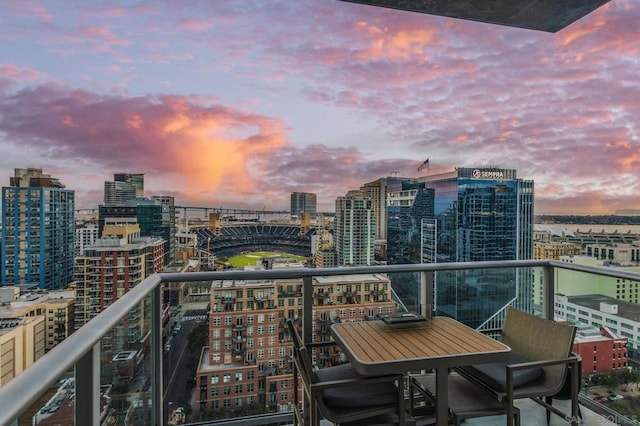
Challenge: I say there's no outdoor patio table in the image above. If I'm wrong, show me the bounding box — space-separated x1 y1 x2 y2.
330 317 511 426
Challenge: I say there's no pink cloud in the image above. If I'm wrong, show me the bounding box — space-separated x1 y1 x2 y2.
1 1 638 214
0 82 290 207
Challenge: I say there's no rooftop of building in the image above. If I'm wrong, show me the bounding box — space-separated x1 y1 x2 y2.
574 324 615 343
0 290 75 317
564 294 640 323
82 235 165 251
0 318 25 332
198 348 248 373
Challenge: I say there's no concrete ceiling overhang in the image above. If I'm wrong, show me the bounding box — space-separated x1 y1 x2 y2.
337 0 612 32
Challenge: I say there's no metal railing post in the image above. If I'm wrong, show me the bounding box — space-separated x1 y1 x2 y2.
301 275 314 424
302 276 313 345
543 264 555 320
420 271 434 318
151 284 163 425
75 343 100 425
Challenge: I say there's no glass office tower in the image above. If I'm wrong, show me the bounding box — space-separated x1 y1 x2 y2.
422 167 534 329
290 192 317 218
104 173 144 207
98 199 172 265
386 182 435 309
1 168 75 289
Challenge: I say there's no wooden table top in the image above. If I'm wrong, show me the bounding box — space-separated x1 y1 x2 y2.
330 317 511 375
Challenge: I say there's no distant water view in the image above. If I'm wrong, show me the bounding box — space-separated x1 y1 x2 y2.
536 223 640 234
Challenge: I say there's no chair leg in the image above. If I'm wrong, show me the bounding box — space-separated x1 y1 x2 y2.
542 396 582 425
513 406 521 426
506 399 515 426
545 396 552 425
398 375 405 425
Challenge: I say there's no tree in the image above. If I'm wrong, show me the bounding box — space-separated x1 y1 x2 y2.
186 323 208 371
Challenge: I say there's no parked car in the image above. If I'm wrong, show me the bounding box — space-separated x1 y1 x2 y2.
593 396 609 403
608 394 624 401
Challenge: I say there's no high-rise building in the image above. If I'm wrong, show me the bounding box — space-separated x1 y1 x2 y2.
74 224 164 329
419 167 534 328
104 173 144 206
76 222 100 256
290 192 317 218
0 317 45 387
1 168 75 289
334 190 376 266
98 196 174 264
114 173 144 197
385 181 435 309
195 273 395 413
1 288 75 352
151 195 177 261
74 223 164 396
386 181 435 265
361 176 409 241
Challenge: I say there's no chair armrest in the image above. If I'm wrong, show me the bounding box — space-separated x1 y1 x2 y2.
506 355 579 373
307 341 339 349
311 372 404 391
505 355 579 396
457 354 579 395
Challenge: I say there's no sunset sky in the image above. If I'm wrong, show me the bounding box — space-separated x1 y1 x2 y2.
0 1 638 214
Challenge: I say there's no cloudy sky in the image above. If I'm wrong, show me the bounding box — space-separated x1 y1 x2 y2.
0 1 638 214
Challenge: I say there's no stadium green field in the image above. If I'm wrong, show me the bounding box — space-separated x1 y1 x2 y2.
227 251 307 269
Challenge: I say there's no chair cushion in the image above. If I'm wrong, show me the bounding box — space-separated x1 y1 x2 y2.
315 363 398 408
462 353 544 392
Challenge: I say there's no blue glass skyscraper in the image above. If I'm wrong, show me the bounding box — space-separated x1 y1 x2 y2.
386 181 435 309
1 168 75 289
422 167 534 328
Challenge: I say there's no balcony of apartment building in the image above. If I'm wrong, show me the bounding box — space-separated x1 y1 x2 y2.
1 259 638 426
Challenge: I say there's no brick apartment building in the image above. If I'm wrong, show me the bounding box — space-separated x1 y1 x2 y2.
572 324 628 375
195 273 396 414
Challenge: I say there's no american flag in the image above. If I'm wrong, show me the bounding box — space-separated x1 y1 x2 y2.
417 158 429 171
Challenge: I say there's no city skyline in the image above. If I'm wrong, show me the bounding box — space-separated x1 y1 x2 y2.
0 1 638 214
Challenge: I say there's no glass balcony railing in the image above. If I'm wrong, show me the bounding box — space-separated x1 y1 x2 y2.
1 260 639 425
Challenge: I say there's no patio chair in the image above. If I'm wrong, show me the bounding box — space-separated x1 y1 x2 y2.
411 372 520 426
543 353 582 425
455 307 579 426
286 319 406 426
